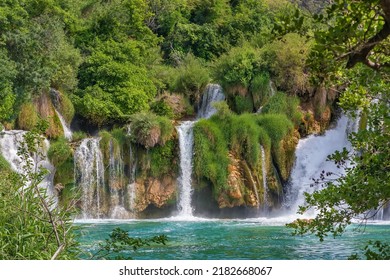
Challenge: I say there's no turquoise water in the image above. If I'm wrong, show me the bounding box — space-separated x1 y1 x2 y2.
76 219 390 260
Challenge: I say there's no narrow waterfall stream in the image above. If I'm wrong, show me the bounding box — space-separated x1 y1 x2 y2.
176 84 225 218
74 138 105 219
177 121 195 217
55 109 72 140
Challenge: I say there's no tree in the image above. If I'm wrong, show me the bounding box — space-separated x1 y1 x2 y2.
310 0 390 77
288 0 390 248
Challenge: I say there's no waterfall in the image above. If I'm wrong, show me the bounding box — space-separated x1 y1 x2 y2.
261 146 269 209
108 139 128 218
55 109 72 140
176 84 225 218
197 84 225 119
0 130 55 195
177 121 195 217
126 142 137 215
74 138 105 219
284 115 356 214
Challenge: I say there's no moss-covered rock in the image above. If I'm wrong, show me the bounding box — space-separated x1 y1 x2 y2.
17 102 39 131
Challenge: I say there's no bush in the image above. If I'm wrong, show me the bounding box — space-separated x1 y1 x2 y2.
260 33 310 94
48 137 72 166
233 95 254 114
150 140 177 177
71 131 88 142
261 92 302 125
151 99 175 118
214 45 259 89
129 113 174 148
250 72 272 108
173 53 210 99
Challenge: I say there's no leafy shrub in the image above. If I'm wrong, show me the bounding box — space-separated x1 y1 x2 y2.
173 53 210 99
151 99 175 118
260 33 310 94
261 92 302 125
150 140 177 177
71 131 88 142
214 45 259 89
233 95 254 114
250 72 272 108
129 113 174 148
48 137 72 166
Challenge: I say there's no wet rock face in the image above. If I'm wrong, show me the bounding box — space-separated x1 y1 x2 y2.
134 176 177 212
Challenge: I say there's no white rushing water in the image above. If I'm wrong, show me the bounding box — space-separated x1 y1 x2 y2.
74 138 105 219
0 130 55 195
176 84 225 218
177 121 195 217
126 142 137 216
197 84 225 119
55 109 72 140
284 115 357 214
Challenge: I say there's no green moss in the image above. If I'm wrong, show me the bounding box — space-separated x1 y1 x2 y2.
59 93 75 124
193 119 229 195
48 137 72 166
256 114 294 144
150 140 177 177
17 103 39 131
230 114 261 168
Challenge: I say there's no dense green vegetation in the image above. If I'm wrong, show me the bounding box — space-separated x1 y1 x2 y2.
0 0 389 260
286 0 390 258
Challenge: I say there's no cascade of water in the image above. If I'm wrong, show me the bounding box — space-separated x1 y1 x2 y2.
261 146 269 209
197 84 225 119
55 109 72 140
108 139 129 218
126 142 137 215
177 121 195 217
74 138 105 219
284 115 356 214
0 130 55 195
176 84 225 218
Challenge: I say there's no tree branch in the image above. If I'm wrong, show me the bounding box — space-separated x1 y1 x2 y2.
346 20 390 69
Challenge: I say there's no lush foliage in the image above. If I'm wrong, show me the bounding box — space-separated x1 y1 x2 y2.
90 228 167 260
129 113 174 148
0 122 78 259
288 0 390 251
